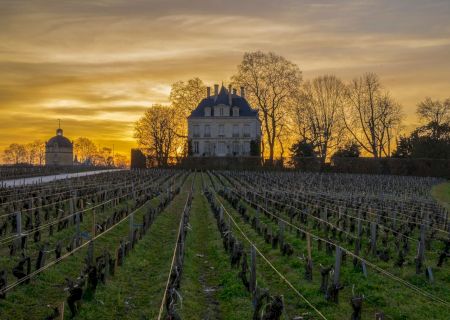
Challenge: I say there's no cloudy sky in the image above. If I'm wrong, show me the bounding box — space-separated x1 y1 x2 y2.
1 0 449 155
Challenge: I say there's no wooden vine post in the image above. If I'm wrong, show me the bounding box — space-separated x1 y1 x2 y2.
250 245 257 306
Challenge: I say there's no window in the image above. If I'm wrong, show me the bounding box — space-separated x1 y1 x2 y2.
232 124 239 137
194 141 199 154
233 107 239 117
218 142 226 154
220 107 224 116
243 124 250 137
193 125 200 137
219 124 225 137
232 141 239 155
204 125 211 137
243 142 250 154
205 107 211 117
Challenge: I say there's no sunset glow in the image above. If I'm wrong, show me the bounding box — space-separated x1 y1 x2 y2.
1 0 449 155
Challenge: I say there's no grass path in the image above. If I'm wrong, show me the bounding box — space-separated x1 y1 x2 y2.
75 174 193 319
179 173 252 320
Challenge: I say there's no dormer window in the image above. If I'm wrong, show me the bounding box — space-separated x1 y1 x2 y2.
220 107 224 116
233 107 239 117
205 107 211 117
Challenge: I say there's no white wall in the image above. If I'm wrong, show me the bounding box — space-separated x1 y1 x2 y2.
188 116 261 156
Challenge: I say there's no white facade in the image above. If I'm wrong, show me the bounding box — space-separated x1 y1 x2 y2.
188 115 260 156
187 85 261 157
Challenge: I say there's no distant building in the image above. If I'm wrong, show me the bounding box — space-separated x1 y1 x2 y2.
45 127 73 166
187 84 261 156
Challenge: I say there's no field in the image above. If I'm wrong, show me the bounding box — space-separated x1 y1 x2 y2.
0 169 449 320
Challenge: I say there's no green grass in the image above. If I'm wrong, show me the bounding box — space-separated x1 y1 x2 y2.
75 174 193 319
432 182 450 211
0 173 181 319
208 171 450 320
178 173 252 320
0 172 171 275
0 172 448 320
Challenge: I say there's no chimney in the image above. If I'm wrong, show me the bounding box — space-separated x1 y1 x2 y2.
207 86 211 98
240 86 245 98
214 84 219 96
233 88 237 95
228 85 232 105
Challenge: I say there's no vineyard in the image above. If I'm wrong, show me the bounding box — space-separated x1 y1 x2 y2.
0 169 449 319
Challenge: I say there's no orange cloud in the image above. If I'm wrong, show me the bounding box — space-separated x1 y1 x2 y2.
0 0 449 157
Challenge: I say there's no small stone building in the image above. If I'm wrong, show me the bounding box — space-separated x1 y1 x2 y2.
45 127 73 166
187 84 261 156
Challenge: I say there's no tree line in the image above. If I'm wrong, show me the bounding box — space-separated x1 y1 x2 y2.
131 51 447 166
1 137 129 168
2 140 45 165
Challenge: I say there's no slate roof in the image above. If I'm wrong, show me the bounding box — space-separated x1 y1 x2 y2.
47 129 73 148
188 85 258 118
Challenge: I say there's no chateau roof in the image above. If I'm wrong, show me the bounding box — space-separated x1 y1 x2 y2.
188 85 258 118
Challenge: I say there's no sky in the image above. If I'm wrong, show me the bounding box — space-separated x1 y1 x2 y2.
1 0 449 156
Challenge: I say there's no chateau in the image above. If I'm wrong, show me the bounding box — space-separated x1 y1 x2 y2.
187 84 261 157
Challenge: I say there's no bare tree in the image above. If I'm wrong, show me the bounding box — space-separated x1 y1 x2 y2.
113 153 129 168
2 148 15 164
416 97 450 139
169 78 206 156
343 73 402 157
96 147 114 166
232 51 302 162
2 143 26 164
24 142 36 164
417 97 450 125
134 105 177 167
300 75 347 163
24 140 45 165
276 122 289 161
32 140 46 165
74 137 98 163
170 78 206 122
289 93 311 143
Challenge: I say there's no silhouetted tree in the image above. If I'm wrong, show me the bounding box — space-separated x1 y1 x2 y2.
250 139 261 156
113 154 128 168
232 51 302 162
3 143 27 164
300 75 347 163
74 137 97 164
292 140 316 158
170 78 206 156
416 97 450 139
393 97 450 159
392 136 413 158
331 141 360 159
289 139 316 168
134 105 177 167
342 73 402 157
